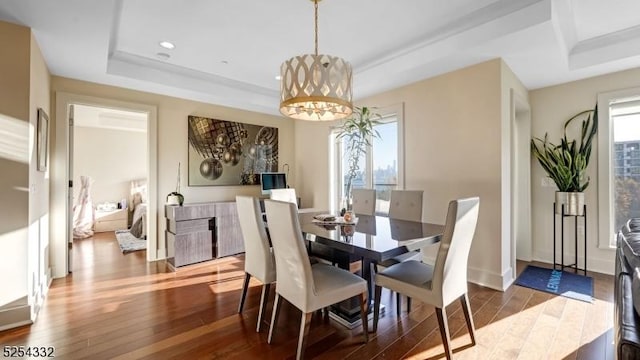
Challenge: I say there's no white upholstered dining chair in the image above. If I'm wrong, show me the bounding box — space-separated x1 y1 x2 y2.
236 196 277 332
373 197 480 360
269 188 298 206
264 199 369 360
388 189 423 221
379 189 425 314
351 188 376 216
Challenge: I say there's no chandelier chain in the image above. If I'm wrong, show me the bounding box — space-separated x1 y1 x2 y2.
314 0 318 56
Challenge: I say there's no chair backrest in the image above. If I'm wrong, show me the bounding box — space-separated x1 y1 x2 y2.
351 188 376 216
264 199 315 310
236 196 275 283
388 190 424 222
270 188 298 206
431 197 480 305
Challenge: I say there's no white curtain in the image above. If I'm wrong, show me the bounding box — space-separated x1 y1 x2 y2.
73 175 95 239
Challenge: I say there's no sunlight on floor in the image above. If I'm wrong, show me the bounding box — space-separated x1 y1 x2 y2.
402 287 613 360
102 300 129 313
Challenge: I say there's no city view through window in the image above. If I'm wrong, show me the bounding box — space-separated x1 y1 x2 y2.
341 120 398 214
614 112 640 231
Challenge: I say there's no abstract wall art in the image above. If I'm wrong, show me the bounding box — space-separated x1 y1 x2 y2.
187 116 278 186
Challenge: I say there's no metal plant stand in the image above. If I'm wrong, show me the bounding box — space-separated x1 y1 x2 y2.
553 203 587 275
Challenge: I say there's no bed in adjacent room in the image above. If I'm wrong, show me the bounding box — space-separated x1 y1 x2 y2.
129 179 148 239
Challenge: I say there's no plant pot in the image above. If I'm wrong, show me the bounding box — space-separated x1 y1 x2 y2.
555 191 584 216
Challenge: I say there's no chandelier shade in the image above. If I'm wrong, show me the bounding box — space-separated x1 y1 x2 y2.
279 0 353 121
280 54 353 121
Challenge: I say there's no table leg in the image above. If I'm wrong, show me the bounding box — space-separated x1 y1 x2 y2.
362 258 374 310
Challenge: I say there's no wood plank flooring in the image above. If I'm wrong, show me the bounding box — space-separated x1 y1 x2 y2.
0 232 614 359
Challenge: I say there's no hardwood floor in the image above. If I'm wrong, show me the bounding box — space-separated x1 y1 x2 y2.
0 232 614 359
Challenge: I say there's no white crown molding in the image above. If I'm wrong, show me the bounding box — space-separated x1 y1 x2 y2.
107 50 281 115
569 25 640 70
356 0 549 73
550 0 577 62
354 0 552 97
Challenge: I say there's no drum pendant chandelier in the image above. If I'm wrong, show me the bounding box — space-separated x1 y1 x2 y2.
279 0 353 121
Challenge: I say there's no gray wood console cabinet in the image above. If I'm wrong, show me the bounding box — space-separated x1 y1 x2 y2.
165 201 244 268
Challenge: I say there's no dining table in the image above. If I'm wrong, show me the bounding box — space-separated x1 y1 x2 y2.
297 211 445 327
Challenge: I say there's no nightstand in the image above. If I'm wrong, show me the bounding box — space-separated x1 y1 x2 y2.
94 208 127 232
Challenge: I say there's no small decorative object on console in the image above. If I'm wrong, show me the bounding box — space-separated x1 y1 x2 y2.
167 163 184 206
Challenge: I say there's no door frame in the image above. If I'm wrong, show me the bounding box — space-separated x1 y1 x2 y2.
510 89 532 280
52 92 158 278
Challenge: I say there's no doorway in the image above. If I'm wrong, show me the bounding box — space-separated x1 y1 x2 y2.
70 105 148 271
511 90 532 281
52 93 158 278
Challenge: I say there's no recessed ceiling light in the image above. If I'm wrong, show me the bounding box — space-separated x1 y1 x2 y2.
275 75 282 81
159 41 175 49
156 52 170 60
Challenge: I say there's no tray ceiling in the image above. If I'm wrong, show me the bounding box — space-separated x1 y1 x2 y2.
1 0 640 115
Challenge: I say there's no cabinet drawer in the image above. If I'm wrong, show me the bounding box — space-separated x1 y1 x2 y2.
168 231 213 267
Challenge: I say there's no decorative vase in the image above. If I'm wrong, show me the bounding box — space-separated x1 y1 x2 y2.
555 191 584 216
340 196 352 216
167 192 184 206
343 210 355 223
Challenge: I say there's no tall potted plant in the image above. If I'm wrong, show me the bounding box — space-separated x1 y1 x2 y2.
336 106 380 212
531 105 598 215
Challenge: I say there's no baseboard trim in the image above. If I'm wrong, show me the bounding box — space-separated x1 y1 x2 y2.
0 298 32 332
468 266 509 291
532 250 614 275
157 248 167 260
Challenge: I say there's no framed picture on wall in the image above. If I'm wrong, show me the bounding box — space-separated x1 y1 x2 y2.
187 115 279 186
37 108 49 172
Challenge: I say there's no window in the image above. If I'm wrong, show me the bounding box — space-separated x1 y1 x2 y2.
372 121 399 214
330 104 404 214
598 89 640 248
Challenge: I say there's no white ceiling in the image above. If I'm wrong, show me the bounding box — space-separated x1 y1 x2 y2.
2 0 640 116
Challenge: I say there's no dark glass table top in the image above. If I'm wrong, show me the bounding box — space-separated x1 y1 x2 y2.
298 212 444 262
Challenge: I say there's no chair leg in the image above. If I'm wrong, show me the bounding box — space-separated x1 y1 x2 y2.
256 283 271 332
268 293 283 344
396 293 401 316
238 273 251 313
322 307 329 321
359 292 369 343
435 307 453 360
461 293 476 345
407 297 412 313
373 285 382 332
296 312 313 360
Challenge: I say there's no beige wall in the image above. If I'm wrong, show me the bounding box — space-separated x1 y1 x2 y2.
530 67 640 274
73 126 146 206
295 59 511 289
0 21 51 324
28 31 51 319
0 22 29 122
50 76 293 275
0 21 31 308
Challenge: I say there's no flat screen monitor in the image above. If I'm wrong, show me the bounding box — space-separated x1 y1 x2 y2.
260 172 287 195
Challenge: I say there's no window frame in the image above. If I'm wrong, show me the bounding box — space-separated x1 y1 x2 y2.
597 87 640 248
329 103 405 213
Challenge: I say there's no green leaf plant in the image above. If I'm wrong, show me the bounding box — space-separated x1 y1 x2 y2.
336 107 381 208
530 105 598 192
